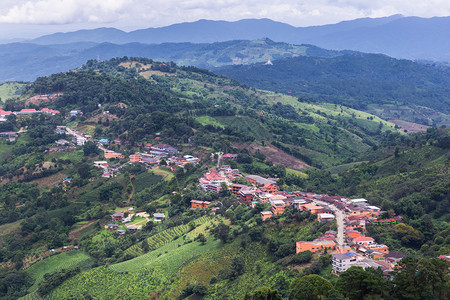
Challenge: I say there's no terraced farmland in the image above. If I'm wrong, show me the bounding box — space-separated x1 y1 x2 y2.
125 216 210 257
20 250 93 299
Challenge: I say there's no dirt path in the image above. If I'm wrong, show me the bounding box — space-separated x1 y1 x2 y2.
69 220 97 240
127 175 135 202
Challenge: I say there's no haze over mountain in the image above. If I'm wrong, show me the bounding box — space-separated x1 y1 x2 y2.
0 39 349 81
29 15 450 62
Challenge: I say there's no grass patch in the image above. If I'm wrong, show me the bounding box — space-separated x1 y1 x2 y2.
0 82 27 101
286 168 308 178
152 168 174 181
0 219 22 241
196 116 225 129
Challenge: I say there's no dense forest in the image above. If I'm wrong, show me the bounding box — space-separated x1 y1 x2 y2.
217 53 450 126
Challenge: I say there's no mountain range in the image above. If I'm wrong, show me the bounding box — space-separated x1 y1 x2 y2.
28 15 450 62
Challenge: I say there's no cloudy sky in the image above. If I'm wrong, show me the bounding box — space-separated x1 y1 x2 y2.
0 0 449 40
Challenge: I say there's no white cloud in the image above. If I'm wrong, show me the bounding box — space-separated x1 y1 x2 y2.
0 0 131 24
0 0 449 28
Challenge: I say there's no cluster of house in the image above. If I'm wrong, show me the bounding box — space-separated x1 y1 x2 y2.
94 161 120 178
0 107 60 117
199 165 243 193
332 251 407 277
259 191 336 222
288 194 407 277
0 107 60 122
108 211 165 236
129 143 202 169
129 143 199 168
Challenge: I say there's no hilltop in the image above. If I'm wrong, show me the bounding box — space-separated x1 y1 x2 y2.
19 56 404 168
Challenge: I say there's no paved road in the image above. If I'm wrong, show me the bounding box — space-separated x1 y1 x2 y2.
314 200 346 246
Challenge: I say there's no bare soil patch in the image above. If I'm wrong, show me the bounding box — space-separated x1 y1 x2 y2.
30 172 66 188
85 113 120 123
388 119 431 134
235 143 311 170
25 93 63 106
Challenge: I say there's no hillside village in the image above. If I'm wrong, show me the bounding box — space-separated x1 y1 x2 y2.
0 56 448 300
4 107 432 279
48 117 408 278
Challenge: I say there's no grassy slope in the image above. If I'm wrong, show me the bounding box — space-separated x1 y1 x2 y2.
0 82 27 102
49 237 221 299
23 250 93 294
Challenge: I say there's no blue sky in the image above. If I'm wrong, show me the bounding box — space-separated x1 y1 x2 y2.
0 0 449 40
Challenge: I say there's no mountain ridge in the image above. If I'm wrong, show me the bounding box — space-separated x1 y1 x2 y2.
27 15 450 62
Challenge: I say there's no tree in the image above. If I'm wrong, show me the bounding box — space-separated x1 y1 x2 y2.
336 266 389 300
212 223 229 244
393 257 450 300
82 141 99 156
76 163 91 179
230 256 245 278
196 233 206 244
141 239 150 253
289 274 333 300
244 287 283 300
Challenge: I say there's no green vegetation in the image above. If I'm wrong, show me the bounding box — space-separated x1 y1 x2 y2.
218 54 450 126
24 250 93 294
0 82 28 102
0 56 448 299
132 172 163 193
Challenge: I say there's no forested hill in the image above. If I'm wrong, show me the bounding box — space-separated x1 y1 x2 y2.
217 53 450 126
13 56 404 168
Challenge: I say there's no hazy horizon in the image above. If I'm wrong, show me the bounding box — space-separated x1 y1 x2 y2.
0 0 449 40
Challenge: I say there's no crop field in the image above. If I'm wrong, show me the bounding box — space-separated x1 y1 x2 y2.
132 172 163 193
125 216 210 257
19 292 43 300
215 116 272 140
49 237 221 299
24 250 94 294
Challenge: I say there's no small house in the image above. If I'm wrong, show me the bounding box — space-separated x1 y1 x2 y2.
107 224 119 231
111 212 124 221
153 213 165 222
261 211 273 221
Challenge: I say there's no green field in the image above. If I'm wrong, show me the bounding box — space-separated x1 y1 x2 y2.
0 219 22 241
49 237 221 299
196 116 225 129
215 116 272 140
0 82 27 102
286 168 308 178
152 168 174 181
24 250 94 294
132 172 163 193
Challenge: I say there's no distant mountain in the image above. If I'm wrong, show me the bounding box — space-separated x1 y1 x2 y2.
216 53 450 126
29 15 450 62
0 39 347 81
